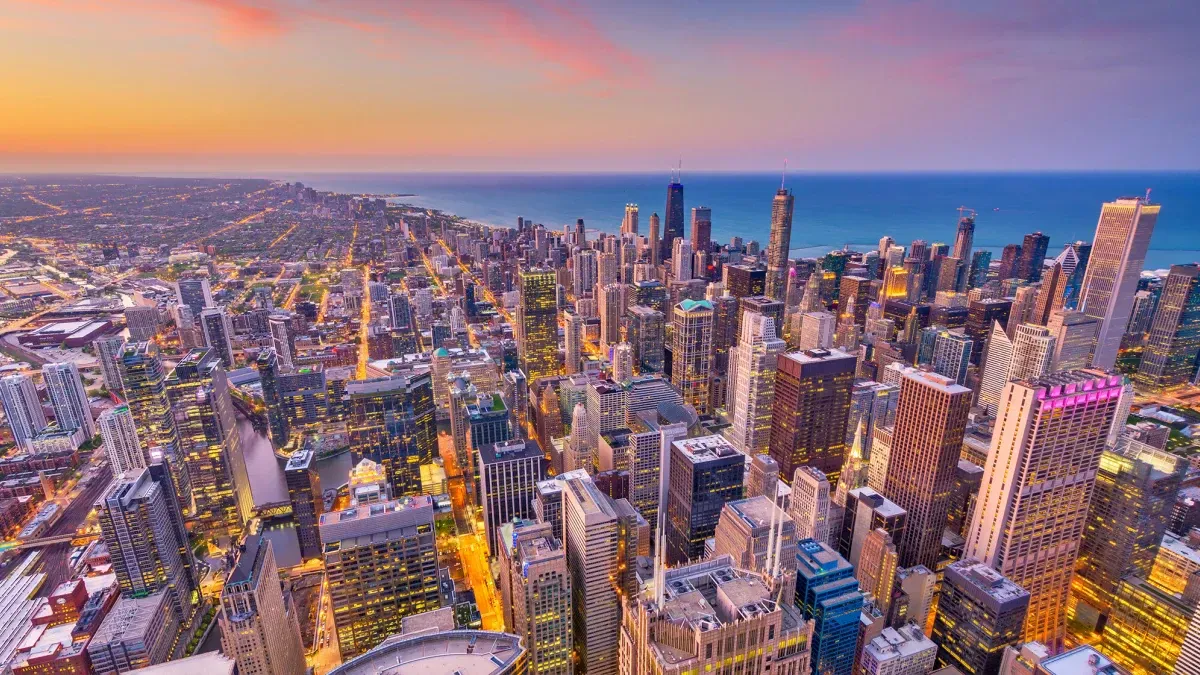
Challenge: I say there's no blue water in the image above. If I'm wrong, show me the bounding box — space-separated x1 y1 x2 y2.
279 172 1200 271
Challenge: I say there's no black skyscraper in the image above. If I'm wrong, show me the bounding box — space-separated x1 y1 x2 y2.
663 177 685 262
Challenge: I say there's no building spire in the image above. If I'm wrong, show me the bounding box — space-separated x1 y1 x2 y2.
781 158 788 190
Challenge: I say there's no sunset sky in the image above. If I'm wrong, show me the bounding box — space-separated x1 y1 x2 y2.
3 0 1198 173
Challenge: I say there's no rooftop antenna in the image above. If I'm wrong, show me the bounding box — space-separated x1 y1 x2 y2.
1145 188 1152 204
782 159 788 190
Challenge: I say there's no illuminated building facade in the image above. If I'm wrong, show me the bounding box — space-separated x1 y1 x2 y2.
1135 263 1200 391
768 348 856 487
670 299 714 413
346 372 436 498
517 268 561 381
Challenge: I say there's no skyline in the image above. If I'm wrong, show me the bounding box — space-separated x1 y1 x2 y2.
3 0 1199 173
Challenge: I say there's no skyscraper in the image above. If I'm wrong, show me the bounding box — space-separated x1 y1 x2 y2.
479 439 545 556
726 311 786 455
838 487 907 569
199 306 236 368
670 299 714 413
320 495 439 658
346 372 436 498
517 267 561 381
663 176 685 263
0 373 47 449
1136 264 1200 391
690 205 712 253
933 559 1030 675
175 276 213 314
1017 231 1050 282
563 308 583 375
42 361 95 438
648 212 661 267
498 520 571 675
930 329 972 385
285 448 322 561
612 342 634 382
598 282 628 350
765 187 795 302
883 368 972 569
795 539 865 675
1047 309 1100 371
166 348 249 532
257 348 289 448
562 473 620 675
952 214 975 287
94 334 126 394
269 313 296 370
965 371 1123 650
665 435 745 564
625 305 665 374
768 348 856 487
621 203 639 236
790 465 832 545
965 298 1011 364
1079 196 1159 370
98 405 146 476
219 533 306 675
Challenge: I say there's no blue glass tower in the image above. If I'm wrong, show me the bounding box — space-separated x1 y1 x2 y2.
795 538 864 675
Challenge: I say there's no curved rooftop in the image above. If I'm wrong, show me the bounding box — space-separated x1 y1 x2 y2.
329 630 525 675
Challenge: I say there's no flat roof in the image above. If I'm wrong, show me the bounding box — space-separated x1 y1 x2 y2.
330 630 523 675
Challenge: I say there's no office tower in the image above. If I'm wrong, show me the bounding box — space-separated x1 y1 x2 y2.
87 589 181 674
725 264 767 299
857 528 899 614
625 305 665 374
690 205 712 254
799 311 836 350
997 244 1022 281
1107 579 1193 675
930 330 972 385
98 468 196 623
765 187 795 302
1136 264 1200 391
978 322 1015 412
586 380 628 467
124 305 160 341
1047 309 1100 371
769 348 856 487
965 298 1011 364
566 402 591 472
219 533 306 675
838 487 907 568
671 299 714 413
648 212 661 267
952 214 975 273
746 453 780 500
598 282 628 350
965 371 1123 650
621 554 812 675
882 368 971 569
1031 262 1068 325
838 275 873 324
968 250 992 289
621 404 689 534
256 348 289 448
268 314 295 370
980 323 1055 414
726 311 786 455
858 623 937 675
285 448 322 561
791 466 832 544
498 520 571 675
1079 196 1159 370
98 405 146 475
95 334 126 394
479 439 544 556
1007 285 1041 337
612 342 634 382
621 203 639 236
199 306 236 368
120 341 182 464
175 276 213 314
0 374 47 449
671 238 693 281
1071 438 1184 634
848 380 900 461
167 348 249 531
1179 605 1200 675
933 559 1030 675
517 267 561 381
562 473 620 675
1017 232 1050 282
320 495 439 658
572 248 598 298
346 372 436 498
663 176 685 263
1127 289 1157 340
795 539 866 675
563 308 583 375
665 435 745 564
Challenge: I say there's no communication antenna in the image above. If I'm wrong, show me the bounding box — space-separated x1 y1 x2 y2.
1145 188 1153 204
782 159 788 190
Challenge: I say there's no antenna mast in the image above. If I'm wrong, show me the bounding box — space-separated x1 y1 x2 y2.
782 159 788 190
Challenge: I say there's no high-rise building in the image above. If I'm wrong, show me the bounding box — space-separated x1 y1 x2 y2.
858 623 937 675
621 553 812 675
612 342 634 382
1046 309 1100 371
795 539 865 675
965 371 1124 650
497 520 571 675
320 495 439 658
1102 575 1194 675
119 341 187 506
714 496 799 597
175 276 213 314
257 348 290 448
87 589 181 674
0 373 47 449
621 203 639 236
648 212 661 267
765 187 795 302
1136 264 1200 391
1017 232 1050 282
665 435 745 564
932 559 1030 675
726 311 786 455
882 368 971 569
479 439 545 556
979 323 1055 415
965 299 1011 364
690 205 712 254
563 308 583 375
856 528 899 615
930 329 972 385
346 372 436 498
167 348 249 532
798 311 836 350
95 334 127 394
670 299 714 413
98 405 146 476
562 473 620 675
625 305 665 374
745 453 780 500
847 380 900 462
1071 438 1184 636
124 305 161 341
1031 261 1068 325
517 268 561 381
840 275 875 325
838 487 907 569
598 282 629 350
285 448 322 561
671 238 693 281
1079 196 1159 370
663 177 685 263
790 466 832 545
952 215 975 282
219 533 306 675
769 348 856 487
199 306 236 368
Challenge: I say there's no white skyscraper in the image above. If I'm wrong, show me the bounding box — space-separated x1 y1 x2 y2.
1047 309 1100 371
798 311 836 350
612 342 634 383
42 361 96 438
0 374 47 448
621 203 639 236
790 466 832 545
1078 196 1159 370
979 323 1054 414
200 307 236 369
978 322 1014 413
567 403 591 473
672 238 693 281
562 473 620 675
94 335 127 395
98 404 147 476
726 311 786 455
564 309 584 375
